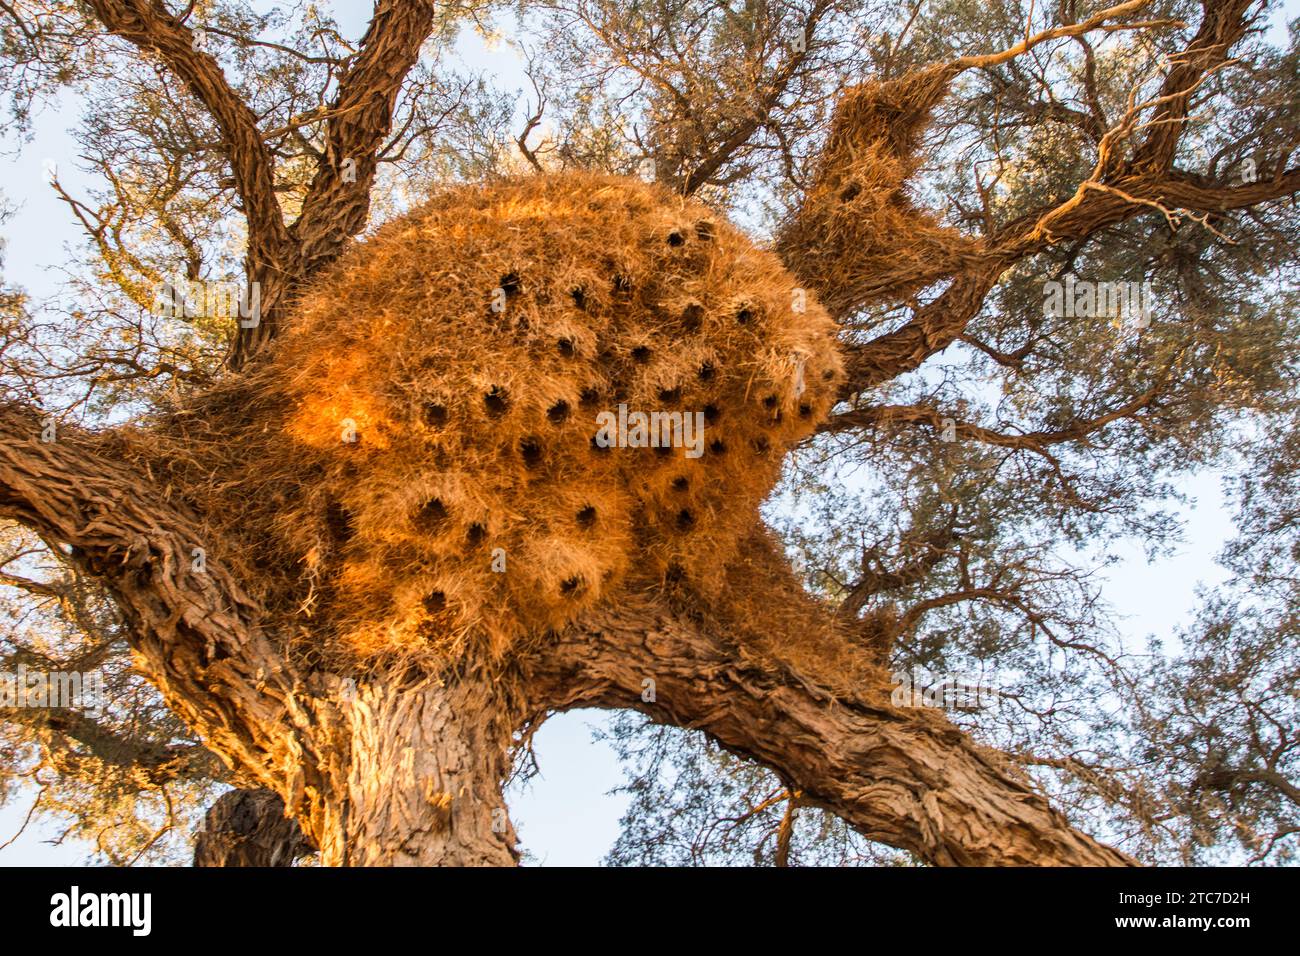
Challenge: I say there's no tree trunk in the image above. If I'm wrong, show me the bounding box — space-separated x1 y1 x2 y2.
304 676 521 867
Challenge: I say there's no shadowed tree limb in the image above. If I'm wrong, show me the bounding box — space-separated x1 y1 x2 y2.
194 788 311 866
3 705 216 787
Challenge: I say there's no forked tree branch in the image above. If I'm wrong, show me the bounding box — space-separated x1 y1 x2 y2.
83 0 441 368
782 0 1295 400
85 0 296 325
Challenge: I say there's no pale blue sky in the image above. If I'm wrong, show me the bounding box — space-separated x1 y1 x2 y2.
0 1 1293 866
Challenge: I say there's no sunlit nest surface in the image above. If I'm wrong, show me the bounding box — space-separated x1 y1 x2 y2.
197 172 843 664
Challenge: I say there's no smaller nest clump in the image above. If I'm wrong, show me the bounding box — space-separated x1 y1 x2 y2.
156 172 843 668
777 64 985 316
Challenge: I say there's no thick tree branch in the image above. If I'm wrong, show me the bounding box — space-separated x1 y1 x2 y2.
1131 0 1259 171
0 402 304 797
529 601 1133 865
524 540 1134 867
834 163 1300 397
290 1 437 270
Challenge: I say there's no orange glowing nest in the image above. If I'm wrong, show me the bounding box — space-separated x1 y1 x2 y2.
169 172 844 664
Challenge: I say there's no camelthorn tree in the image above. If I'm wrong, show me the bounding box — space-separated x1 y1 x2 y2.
0 0 1296 866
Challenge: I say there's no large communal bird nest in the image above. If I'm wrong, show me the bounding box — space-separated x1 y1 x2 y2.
142 172 843 668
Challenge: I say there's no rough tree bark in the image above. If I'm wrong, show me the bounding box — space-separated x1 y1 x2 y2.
524 593 1134 867
306 677 521 866
194 789 311 867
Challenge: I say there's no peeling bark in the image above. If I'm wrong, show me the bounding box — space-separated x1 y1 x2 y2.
306 677 520 866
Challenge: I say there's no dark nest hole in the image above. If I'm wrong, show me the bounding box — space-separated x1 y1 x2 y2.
417 497 449 531
703 403 720 423
576 505 597 528
680 303 704 333
484 386 509 417
570 287 588 311
658 387 681 404
671 476 689 491
423 591 447 614
520 438 544 469
466 522 487 546
559 575 585 596
709 439 727 456
547 400 571 424
324 501 354 543
499 272 522 298
423 402 449 427
557 337 576 357
666 230 685 248
631 345 653 364
676 508 696 531
697 361 717 382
